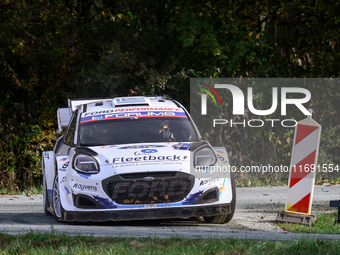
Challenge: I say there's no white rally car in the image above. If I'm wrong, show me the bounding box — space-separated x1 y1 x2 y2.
42 96 236 223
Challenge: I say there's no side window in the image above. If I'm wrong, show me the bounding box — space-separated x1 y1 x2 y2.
64 109 78 145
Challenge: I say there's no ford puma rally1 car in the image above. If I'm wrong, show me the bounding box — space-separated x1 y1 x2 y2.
42 96 236 223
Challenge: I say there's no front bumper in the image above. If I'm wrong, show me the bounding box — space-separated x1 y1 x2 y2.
61 203 231 222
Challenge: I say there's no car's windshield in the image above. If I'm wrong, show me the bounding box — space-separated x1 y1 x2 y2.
79 117 198 146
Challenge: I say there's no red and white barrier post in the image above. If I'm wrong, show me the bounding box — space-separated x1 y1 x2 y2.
276 109 321 225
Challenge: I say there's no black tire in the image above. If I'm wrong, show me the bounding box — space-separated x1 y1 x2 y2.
204 175 236 224
52 175 63 221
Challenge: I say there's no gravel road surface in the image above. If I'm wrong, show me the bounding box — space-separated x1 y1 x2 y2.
1 185 339 240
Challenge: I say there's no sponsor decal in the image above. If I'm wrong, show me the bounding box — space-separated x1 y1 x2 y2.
83 107 183 117
172 143 191 150
155 202 183 208
80 111 187 123
141 149 158 153
115 161 183 168
134 151 149 156
43 152 49 159
100 145 116 149
73 183 98 192
62 162 69 169
144 204 156 208
64 186 70 198
77 172 92 179
58 162 69 172
93 196 117 209
112 155 184 163
217 155 225 161
199 178 219 186
60 176 67 183
219 179 226 197
182 191 203 205
118 145 166 150
59 158 68 161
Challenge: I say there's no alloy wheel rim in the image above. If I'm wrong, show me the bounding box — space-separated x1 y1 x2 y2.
53 176 61 218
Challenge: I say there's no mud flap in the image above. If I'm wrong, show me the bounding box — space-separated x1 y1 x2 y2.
42 151 55 204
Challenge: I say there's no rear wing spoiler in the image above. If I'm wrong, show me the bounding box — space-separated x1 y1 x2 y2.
68 96 165 111
57 99 113 133
57 108 72 133
68 98 114 112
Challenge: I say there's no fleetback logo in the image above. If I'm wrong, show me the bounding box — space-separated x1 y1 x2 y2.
199 83 312 128
112 155 184 163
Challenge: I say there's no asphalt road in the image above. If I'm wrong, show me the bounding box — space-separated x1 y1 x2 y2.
1 185 340 240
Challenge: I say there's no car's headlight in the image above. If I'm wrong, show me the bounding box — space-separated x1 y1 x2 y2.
194 147 216 168
73 154 100 174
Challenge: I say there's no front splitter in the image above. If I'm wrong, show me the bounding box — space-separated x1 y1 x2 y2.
61 203 230 222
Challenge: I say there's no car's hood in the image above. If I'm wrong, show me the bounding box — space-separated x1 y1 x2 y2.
89 142 192 166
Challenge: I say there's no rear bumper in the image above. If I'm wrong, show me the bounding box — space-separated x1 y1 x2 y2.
61 203 231 222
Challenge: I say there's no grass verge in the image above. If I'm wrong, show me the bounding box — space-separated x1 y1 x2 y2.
0 185 43 195
236 178 340 187
236 178 288 187
276 211 340 234
0 232 339 255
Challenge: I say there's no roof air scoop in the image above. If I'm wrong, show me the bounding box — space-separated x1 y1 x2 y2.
112 97 151 107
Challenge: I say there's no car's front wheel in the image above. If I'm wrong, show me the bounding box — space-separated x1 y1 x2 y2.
52 175 63 220
204 176 236 224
